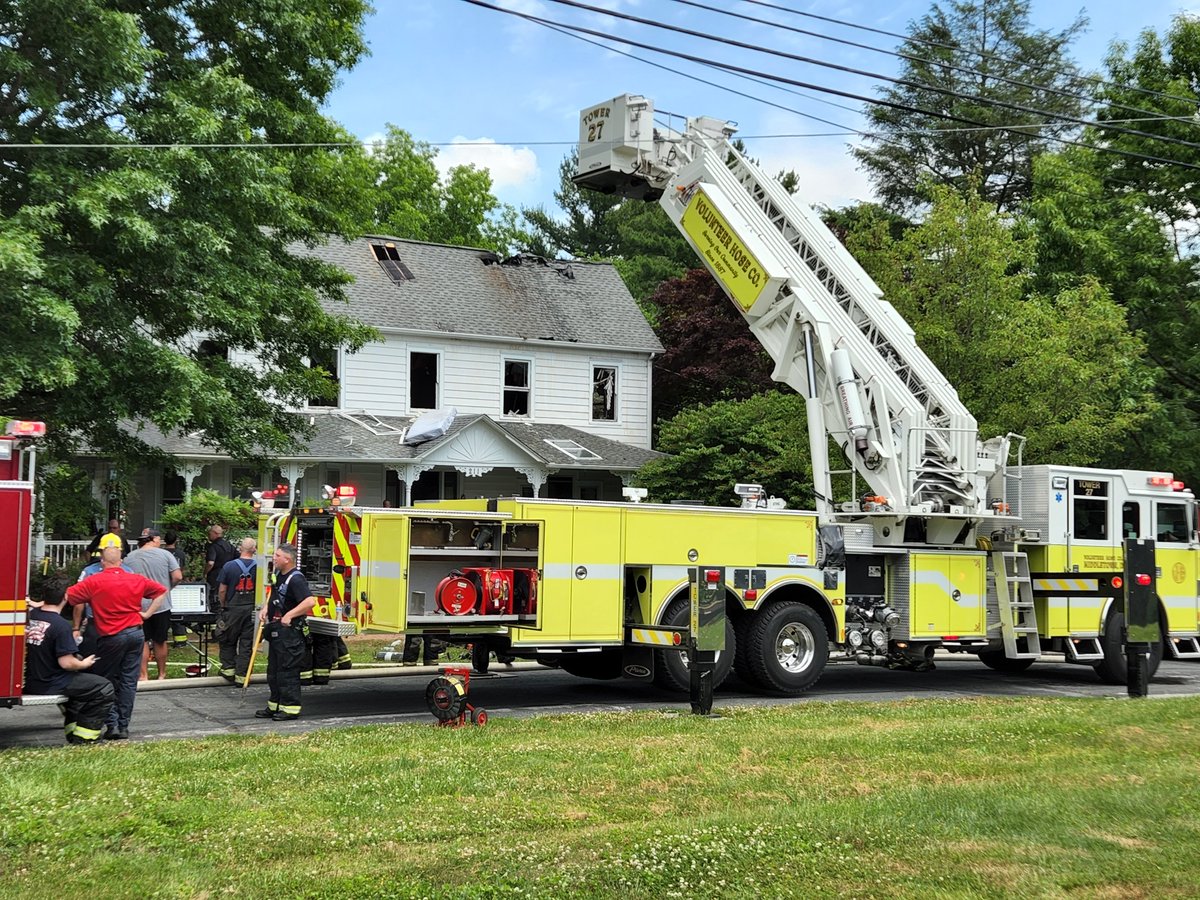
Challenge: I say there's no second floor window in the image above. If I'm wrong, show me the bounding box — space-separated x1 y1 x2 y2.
308 347 340 408
411 351 439 410
503 359 530 416
592 365 617 421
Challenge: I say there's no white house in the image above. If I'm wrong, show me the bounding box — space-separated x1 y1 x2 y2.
79 236 665 530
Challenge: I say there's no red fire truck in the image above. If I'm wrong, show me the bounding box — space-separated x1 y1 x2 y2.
0 421 46 707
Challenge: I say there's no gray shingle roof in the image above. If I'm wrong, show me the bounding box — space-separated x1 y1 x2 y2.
296 236 663 354
117 411 663 472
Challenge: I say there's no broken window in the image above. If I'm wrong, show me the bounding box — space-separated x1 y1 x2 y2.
197 339 228 363
307 347 340 408
592 365 617 421
503 359 531 416
410 351 439 410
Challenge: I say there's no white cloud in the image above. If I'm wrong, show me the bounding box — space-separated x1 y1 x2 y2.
435 137 540 191
360 131 386 155
756 139 876 210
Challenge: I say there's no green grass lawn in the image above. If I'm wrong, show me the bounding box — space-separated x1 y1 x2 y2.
2 697 1198 899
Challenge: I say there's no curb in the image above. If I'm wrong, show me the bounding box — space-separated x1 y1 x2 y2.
137 660 544 691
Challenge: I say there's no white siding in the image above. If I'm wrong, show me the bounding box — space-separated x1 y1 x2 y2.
342 336 408 415
339 334 655 449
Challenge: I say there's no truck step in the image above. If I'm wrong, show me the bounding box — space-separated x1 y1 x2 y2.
1063 637 1104 663
1167 636 1200 659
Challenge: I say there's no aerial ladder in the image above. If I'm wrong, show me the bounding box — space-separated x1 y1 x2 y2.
573 95 1014 530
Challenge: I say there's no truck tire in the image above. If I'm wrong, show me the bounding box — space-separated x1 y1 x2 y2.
653 597 736 693
976 650 1036 673
471 642 490 674
745 602 828 695
559 650 624 680
733 614 757 687
1093 607 1163 685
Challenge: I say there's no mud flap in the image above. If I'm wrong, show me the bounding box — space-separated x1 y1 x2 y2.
621 644 654 681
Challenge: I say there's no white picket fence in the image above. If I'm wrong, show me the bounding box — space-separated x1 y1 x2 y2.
42 539 91 569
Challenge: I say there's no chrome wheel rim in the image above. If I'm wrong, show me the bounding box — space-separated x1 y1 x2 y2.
776 622 815 673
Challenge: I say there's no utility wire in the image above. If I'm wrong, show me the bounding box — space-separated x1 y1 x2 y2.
664 0 1200 130
460 0 1200 175
737 0 1200 110
495 7 1160 203
523 8 1161 199
533 0 1200 158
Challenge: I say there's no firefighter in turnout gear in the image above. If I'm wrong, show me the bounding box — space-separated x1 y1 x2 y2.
215 537 258 683
307 630 351 684
25 575 115 744
254 543 315 721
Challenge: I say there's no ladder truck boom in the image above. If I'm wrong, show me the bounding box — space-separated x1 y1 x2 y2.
574 95 1010 518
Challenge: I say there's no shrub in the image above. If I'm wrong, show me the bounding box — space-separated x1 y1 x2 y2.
158 488 257 580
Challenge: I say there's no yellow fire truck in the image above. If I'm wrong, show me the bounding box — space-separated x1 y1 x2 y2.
253 95 1200 698
259 492 838 692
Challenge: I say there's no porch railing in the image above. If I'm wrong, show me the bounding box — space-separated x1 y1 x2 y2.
42 539 91 570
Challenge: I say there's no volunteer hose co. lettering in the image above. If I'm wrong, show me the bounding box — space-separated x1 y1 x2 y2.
692 194 763 289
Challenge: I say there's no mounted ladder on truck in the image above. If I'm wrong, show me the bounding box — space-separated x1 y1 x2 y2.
573 95 1199 681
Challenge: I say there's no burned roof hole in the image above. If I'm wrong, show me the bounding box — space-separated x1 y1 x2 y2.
370 242 414 283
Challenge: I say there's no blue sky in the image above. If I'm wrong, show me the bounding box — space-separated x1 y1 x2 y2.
324 0 1196 217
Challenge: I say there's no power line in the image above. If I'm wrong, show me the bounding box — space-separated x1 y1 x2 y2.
736 0 1200 110
664 0 1200 132
459 0 1200 175
532 0 1200 158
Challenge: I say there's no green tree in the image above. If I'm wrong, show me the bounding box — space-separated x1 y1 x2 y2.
366 126 527 254
1024 152 1197 477
37 463 103 541
522 151 623 259
0 0 380 466
1096 17 1200 255
636 392 813 508
852 0 1087 213
649 269 778 423
851 186 1152 464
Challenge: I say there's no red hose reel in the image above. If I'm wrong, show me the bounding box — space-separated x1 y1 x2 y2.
434 573 478 616
434 567 537 616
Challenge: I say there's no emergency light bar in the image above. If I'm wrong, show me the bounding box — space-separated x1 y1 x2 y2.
1148 475 1188 491
4 420 45 437
322 484 357 509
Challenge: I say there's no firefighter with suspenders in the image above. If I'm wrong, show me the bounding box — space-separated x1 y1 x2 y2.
254 543 315 721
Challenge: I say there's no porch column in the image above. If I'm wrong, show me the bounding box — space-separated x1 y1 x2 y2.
390 464 433 506
177 462 206 498
280 462 313 504
514 466 549 497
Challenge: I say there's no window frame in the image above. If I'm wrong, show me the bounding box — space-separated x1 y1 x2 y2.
408 348 441 412
1155 501 1192 543
590 362 620 423
306 346 343 410
1071 478 1110 542
501 356 533 418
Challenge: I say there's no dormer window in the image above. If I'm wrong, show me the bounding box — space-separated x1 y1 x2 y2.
370 242 414 283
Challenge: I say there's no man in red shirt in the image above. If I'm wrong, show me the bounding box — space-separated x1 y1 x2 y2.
67 534 168 740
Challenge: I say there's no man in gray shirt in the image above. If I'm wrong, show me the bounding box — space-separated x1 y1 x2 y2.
124 528 182 680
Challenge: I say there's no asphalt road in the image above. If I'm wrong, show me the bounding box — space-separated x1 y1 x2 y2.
4 656 1199 749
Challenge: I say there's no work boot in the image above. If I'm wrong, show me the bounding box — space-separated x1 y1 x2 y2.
272 711 300 721
104 728 129 740
253 708 276 719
